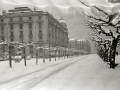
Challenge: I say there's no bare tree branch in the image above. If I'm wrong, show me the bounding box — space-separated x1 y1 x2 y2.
78 0 109 16
93 5 109 16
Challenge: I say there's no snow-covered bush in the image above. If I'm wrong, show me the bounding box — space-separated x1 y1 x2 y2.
13 56 22 63
26 55 31 60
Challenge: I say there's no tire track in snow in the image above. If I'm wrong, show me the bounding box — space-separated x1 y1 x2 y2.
0 56 87 85
8 56 89 90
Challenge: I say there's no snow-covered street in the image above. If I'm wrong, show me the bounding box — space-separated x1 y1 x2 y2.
0 54 120 90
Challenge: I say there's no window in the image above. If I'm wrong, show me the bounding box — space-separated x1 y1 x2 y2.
39 16 41 20
39 30 42 34
11 38 14 42
29 17 32 20
10 24 13 29
20 31 23 35
1 36 4 41
29 23 32 28
39 48 43 53
11 32 13 35
1 31 4 35
20 24 23 29
39 36 42 40
30 46 33 53
39 23 42 29
19 18 22 21
1 19 4 22
1 25 4 30
20 39 23 43
30 31 32 34
10 18 13 21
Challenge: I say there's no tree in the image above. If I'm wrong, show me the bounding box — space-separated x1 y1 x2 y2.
79 0 120 69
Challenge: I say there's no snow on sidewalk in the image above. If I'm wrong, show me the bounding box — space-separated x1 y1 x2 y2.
0 54 120 90
0 55 85 84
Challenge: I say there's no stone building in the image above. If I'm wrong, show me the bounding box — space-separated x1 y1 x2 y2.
68 38 91 55
0 7 69 57
77 39 91 53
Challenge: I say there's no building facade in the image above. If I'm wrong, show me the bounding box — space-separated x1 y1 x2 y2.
77 39 91 53
68 38 91 55
0 7 69 57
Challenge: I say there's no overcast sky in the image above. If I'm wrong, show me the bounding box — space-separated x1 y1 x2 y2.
0 0 115 53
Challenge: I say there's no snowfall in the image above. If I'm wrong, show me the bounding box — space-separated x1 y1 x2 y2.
0 54 120 90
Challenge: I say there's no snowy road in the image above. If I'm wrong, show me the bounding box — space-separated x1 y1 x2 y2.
0 54 120 90
0 55 88 90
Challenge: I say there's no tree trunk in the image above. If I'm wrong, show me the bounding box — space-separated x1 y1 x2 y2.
55 50 56 61
24 47 26 66
49 50 51 61
43 49 45 63
36 49 38 64
9 45 12 68
109 39 117 69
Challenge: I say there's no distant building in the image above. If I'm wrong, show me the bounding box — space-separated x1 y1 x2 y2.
108 0 120 3
0 7 69 57
68 38 91 55
68 38 78 49
77 39 91 53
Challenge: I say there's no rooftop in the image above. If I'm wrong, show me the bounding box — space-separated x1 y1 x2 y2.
8 7 32 13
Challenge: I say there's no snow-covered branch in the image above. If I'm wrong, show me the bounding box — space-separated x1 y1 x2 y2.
83 12 108 24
